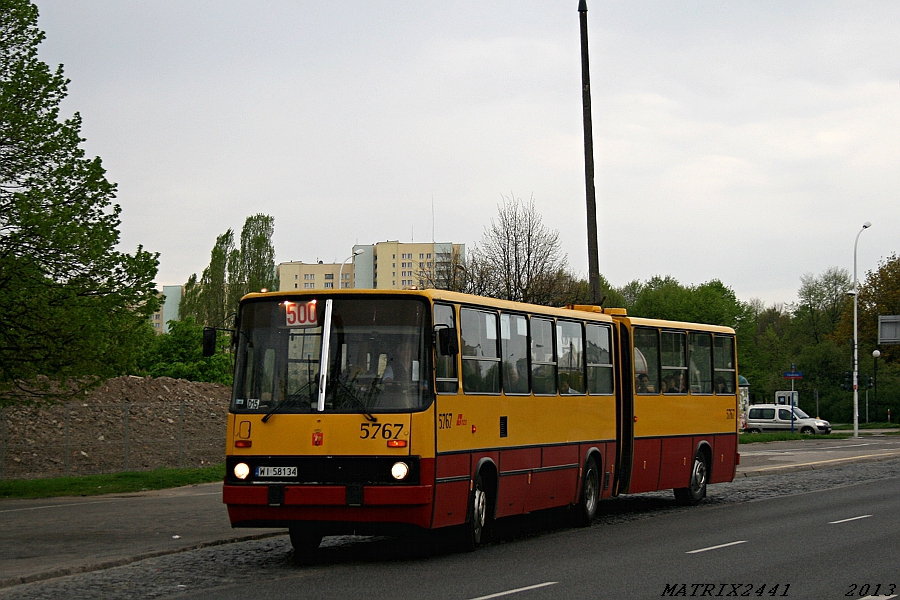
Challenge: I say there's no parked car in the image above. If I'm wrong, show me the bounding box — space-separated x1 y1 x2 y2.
744 404 831 435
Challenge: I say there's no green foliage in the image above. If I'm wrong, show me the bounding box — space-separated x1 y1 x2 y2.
0 0 159 404
853 253 900 365
180 214 276 328
239 214 278 297
624 276 747 328
137 318 233 385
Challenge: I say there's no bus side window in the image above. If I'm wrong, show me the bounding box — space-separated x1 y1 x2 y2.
434 304 459 393
531 317 556 395
660 331 687 394
500 313 530 394
557 321 585 394
586 323 613 394
633 328 660 394
460 308 500 394
689 332 713 394
713 336 736 393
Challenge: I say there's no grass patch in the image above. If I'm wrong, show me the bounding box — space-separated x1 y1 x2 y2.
739 432 848 444
0 464 225 500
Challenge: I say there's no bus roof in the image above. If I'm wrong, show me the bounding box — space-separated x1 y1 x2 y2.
240 289 617 323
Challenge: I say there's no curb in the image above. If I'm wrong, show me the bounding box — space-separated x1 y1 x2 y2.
0 530 286 590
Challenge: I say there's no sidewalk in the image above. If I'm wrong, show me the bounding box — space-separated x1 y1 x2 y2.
0 483 280 588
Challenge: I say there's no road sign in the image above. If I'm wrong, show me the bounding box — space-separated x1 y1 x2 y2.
783 371 803 379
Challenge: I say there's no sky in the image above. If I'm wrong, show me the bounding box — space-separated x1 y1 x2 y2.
34 1 900 306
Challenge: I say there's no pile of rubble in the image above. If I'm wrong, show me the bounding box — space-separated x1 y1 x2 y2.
1 376 232 479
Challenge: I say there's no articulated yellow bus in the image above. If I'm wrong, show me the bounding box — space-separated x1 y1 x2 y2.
220 289 739 558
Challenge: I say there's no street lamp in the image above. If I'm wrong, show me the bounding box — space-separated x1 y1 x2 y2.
339 248 364 289
873 349 881 422
852 221 872 438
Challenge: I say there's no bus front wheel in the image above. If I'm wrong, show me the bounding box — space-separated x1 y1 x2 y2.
289 526 323 563
461 473 490 551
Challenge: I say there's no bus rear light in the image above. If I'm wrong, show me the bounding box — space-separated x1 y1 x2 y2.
235 440 252 448
387 440 407 448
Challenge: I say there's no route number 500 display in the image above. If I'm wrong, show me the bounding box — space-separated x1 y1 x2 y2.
285 300 317 327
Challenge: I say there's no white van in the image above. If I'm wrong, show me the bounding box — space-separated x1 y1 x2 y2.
745 404 831 435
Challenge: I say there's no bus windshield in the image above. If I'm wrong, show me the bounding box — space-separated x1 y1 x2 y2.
232 296 431 415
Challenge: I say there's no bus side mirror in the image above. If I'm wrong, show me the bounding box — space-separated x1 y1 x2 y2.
437 327 459 356
202 327 217 357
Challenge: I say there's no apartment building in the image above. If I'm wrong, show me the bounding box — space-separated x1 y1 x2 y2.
274 242 465 293
277 261 354 290
149 284 184 334
351 241 465 290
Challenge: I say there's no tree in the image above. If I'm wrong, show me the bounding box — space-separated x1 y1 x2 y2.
624 276 745 328
855 253 900 360
180 214 276 328
137 317 233 385
237 213 277 298
200 229 235 328
795 267 851 344
467 193 570 305
0 0 159 404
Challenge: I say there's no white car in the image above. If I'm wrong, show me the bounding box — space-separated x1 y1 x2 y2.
745 404 831 435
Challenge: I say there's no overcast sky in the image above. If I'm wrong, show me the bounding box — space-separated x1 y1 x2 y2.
34 1 900 305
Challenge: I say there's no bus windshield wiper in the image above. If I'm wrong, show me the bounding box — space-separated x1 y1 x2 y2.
333 379 378 423
262 381 315 423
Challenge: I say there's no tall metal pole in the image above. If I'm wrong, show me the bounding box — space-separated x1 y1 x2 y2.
578 0 602 305
852 221 871 439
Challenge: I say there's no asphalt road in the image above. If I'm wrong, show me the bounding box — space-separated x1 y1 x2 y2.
2 433 899 594
177 469 900 600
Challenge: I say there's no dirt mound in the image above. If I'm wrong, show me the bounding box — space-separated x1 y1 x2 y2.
0 376 232 480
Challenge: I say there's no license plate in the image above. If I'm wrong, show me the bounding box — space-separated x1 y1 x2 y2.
256 466 297 478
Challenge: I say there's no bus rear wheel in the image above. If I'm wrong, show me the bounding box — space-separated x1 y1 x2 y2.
573 457 599 527
289 526 323 563
674 451 708 506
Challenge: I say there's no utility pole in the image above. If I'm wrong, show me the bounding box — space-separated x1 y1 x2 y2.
578 0 602 305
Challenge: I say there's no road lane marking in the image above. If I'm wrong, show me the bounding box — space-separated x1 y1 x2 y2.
469 582 558 599
686 540 746 554
829 514 872 524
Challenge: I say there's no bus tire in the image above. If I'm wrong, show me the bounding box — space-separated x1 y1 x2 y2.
289 526 323 563
674 450 708 506
461 473 490 552
573 457 599 527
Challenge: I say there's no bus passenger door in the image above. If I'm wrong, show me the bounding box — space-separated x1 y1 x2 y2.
614 321 634 494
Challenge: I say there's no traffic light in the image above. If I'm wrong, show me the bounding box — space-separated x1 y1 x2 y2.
867 376 873 389
842 371 851 391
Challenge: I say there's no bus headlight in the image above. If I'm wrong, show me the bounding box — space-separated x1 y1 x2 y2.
391 461 409 481
234 462 250 480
